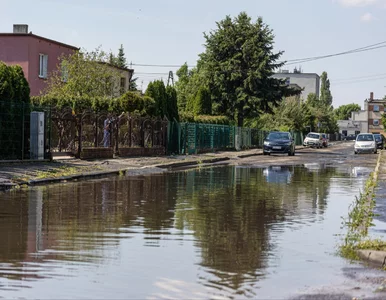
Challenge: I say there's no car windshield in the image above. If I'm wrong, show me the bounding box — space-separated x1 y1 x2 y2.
322 134 326 138
307 133 319 139
374 135 382 141
356 134 374 141
267 132 290 140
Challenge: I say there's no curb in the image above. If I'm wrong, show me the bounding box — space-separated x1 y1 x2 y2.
0 157 232 190
0 159 52 165
156 157 230 169
356 249 386 268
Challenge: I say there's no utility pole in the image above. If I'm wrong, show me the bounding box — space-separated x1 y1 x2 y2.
167 71 174 86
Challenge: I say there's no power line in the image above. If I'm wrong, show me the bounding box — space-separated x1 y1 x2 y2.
332 72 386 82
131 40 386 68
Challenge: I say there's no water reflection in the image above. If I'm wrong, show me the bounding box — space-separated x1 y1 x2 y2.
0 165 362 298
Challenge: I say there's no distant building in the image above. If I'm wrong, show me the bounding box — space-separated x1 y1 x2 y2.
272 69 320 101
364 92 386 135
337 92 386 136
0 24 79 96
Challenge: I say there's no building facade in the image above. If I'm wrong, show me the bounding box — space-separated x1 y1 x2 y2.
0 24 79 96
337 92 385 136
0 24 134 97
272 70 320 101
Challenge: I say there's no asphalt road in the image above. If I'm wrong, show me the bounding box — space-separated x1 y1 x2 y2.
233 141 378 170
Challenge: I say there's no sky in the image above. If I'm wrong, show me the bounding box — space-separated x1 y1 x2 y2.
1 0 386 108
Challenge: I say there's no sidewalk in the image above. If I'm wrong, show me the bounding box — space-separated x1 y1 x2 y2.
0 147 274 190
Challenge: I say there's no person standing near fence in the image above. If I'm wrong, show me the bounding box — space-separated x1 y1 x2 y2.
103 114 112 148
103 112 125 148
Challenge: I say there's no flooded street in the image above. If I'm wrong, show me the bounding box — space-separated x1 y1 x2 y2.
0 147 383 299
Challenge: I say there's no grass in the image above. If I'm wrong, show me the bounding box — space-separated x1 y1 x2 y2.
339 154 383 261
11 165 103 183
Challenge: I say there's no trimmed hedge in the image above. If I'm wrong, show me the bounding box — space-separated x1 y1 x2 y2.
180 112 231 125
31 92 157 117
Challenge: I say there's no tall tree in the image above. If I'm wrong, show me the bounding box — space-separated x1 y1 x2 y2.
199 12 298 126
165 85 179 121
194 86 212 115
117 44 127 68
129 77 138 91
334 103 361 120
145 80 167 118
320 72 333 107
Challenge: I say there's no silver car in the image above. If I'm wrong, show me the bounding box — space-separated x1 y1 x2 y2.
354 133 377 154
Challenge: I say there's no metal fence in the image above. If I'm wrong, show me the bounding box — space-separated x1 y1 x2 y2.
0 101 51 160
167 122 306 155
50 108 168 157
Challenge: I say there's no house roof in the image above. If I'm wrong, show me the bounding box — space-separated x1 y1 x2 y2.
0 33 79 50
98 61 134 73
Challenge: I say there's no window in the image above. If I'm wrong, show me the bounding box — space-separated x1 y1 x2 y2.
39 54 48 78
384 106 386 112
373 105 380 112
373 119 380 126
61 63 68 82
120 77 126 94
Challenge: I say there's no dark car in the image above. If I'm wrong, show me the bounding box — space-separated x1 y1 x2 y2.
345 134 356 141
373 134 385 149
263 131 295 156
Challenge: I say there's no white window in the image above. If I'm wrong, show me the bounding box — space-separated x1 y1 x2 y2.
61 63 68 82
39 54 48 78
373 119 380 126
373 105 380 112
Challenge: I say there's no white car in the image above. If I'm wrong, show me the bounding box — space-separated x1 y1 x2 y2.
303 132 323 148
354 133 377 154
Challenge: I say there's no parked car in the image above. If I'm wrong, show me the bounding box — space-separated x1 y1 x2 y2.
321 133 329 148
354 133 377 154
303 132 323 148
345 134 356 141
373 134 385 149
263 131 295 156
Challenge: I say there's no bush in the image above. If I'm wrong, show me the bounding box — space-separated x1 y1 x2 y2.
194 87 211 115
0 62 30 103
180 112 230 125
31 92 157 117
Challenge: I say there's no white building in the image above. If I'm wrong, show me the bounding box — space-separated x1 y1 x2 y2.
337 110 368 137
272 70 320 101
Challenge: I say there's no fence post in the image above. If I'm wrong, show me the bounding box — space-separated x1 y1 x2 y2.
77 116 82 158
21 102 25 160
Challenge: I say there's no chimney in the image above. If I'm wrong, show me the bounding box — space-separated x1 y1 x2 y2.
370 92 374 100
13 24 28 34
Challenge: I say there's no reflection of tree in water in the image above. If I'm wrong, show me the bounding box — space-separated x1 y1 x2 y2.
174 166 337 296
0 175 178 283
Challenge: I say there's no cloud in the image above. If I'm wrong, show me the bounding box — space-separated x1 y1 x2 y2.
337 0 379 7
360 12 376 21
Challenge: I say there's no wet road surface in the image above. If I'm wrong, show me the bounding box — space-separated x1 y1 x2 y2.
0 142 385 299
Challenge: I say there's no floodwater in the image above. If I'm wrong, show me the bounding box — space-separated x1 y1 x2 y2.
0 165 373 299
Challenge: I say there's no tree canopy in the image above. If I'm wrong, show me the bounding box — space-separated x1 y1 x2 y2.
0 62 30 103
320 72 333 107
45 48 122 98
145 80 179 121
198 12 299 126
334 103 361 120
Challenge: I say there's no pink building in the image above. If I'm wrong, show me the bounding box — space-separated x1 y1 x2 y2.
0 24 79 96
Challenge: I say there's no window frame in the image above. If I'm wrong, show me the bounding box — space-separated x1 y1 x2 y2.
373 119 380 126
39 54 48 79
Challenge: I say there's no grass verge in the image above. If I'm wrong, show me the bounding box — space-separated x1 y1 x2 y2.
340 153 382 260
